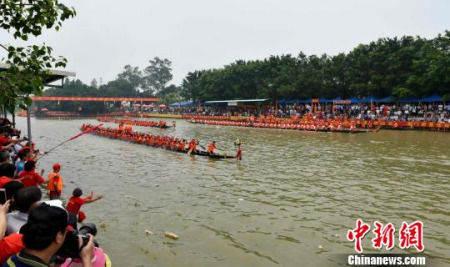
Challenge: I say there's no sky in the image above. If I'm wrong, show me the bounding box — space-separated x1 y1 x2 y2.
2 0 449 86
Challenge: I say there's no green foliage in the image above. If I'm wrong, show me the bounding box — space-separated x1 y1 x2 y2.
144 57 173 95
392 87 413 99
0 0 76 113
181 31 450 101
160 93 181 106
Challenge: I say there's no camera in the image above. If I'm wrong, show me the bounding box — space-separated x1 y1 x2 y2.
56 223 98 259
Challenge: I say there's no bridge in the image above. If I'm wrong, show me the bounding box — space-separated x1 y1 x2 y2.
31 96 159 102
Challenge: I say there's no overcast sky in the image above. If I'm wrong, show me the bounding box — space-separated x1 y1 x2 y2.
2 0 449 86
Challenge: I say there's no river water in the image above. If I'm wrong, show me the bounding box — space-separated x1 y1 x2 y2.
14 117 450 266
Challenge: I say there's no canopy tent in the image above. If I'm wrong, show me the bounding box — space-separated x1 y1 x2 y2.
170 101 201 107
332 97 342 101
170 102 182 106
419 94 442 103
319 98 332 103
347 97 360 104
204 99 268 106
397 98 420 103
297 98 312 104
377 96 395 103
359 96 378 103
279 98 300 105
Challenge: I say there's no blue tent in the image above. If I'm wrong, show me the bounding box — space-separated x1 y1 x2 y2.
319 98 332 103
398 98 420 103
332 97 342 101
278 99 287 105
359 96 378 103
171 101 199 107
298 98 312 104
348 97 360 103
285 99 299 104
419 94 442 103
377 96 395 103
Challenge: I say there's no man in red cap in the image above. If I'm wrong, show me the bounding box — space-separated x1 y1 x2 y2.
47 163 64 200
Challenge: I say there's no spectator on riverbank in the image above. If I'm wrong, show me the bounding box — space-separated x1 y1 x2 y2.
0 164 16 188
17 161 45 188
67 188 103 223
2 201 95 267
5 187 42 236
47 163 64 200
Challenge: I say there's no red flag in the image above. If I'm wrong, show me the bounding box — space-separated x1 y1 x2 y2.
68 123 103 141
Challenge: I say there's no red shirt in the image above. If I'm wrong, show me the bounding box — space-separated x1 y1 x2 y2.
0 176 12 188
0 136 9 147
17 170 45 187
66 196 87 214
0 233 24 263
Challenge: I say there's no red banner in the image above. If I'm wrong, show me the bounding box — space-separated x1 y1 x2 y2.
31 97 159 102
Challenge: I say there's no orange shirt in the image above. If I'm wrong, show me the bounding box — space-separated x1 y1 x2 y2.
47 172 63 191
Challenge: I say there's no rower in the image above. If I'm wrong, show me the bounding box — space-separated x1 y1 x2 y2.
207 141 216 154
179 139 186 151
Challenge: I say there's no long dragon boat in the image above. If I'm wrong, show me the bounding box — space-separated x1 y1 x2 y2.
189 119 378 133
81 124 237 159
97 117 173 129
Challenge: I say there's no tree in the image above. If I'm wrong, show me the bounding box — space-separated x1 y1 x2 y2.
181 71 204 101
144 57 173 95
158 84 180 97
0 0 76 114
160 93 181 106
392 87 413 99
116 65 147 96
90 78 98 88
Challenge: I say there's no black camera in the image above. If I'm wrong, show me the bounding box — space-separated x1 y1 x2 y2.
56 223 98 259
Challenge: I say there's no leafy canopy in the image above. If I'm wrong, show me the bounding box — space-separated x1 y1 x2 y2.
0 0 76 112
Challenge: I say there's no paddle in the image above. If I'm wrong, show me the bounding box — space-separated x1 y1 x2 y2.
38 123 104 160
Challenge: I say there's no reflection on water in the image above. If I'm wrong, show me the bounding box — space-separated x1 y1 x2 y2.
16 117 450 266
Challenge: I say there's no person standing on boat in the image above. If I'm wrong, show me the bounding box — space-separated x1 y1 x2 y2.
125 124 132 133
235 139 242 161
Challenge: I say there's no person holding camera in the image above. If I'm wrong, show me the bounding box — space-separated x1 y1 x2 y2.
2 201 95 267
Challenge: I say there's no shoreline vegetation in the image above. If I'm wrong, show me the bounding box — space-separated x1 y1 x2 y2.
37 31 450 115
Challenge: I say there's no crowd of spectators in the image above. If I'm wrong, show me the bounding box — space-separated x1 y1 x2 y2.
0 118 108 267
166 102 450 122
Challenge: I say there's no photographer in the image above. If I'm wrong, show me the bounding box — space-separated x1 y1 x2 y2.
2 202 95 267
